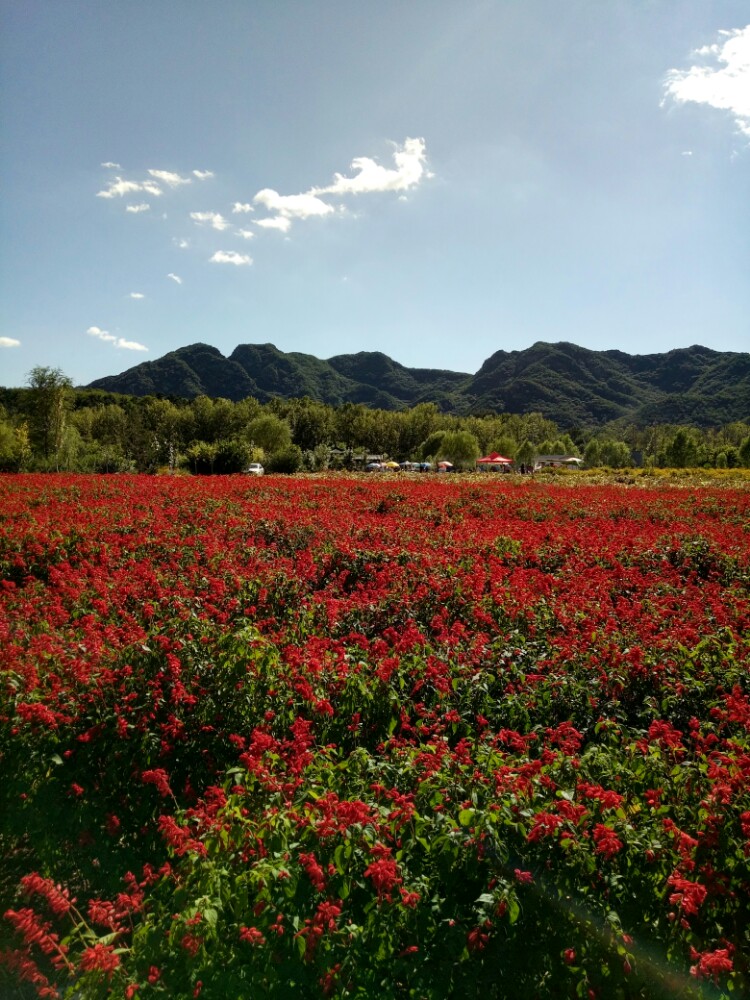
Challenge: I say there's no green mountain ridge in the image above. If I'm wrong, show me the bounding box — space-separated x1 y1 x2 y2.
85 341 750 428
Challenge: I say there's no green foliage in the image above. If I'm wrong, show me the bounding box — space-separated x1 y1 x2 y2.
438 430 480 469
265 444 303 474
583 439 601 468
26 366 73 464
419 430 447 462
663 428 701 468
80 341 750 429
598 440 632 469
4 361 750 473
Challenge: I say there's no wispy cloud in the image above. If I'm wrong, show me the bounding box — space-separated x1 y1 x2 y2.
116 338 148 351
87 325 117 343
97 165 211 220
246 138 430 233
148 168 192 187
254 216 292 233
87 326 147 350
313 137 430 195
0 336 21 348
190 210 231 231
254 189 335 222
94 141 429 298
97 176 162 199
210 250 253 266
663 25 750 138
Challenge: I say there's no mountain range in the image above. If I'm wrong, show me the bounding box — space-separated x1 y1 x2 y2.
86 341 750 428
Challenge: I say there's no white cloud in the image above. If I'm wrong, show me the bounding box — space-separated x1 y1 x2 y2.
96 177 162 198
129 292 145 299
254 216 292 233
173 237 190 249
167 273 183 284
236 228 255 240
0 336 21 348
97 176 163 198
148 168 192 187
210 250 253 266
190 210 231 231
101 161 121 169
193 169 214 180
87 326 147 351
313 137 430 195
232 202 254 213
87 325 117 343
97 177 147 199
663 25 750 137
126 203 151 213
116 338 148 351
245 138 430 233
254 188 334 220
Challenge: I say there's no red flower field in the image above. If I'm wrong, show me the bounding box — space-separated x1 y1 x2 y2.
1 474 749 998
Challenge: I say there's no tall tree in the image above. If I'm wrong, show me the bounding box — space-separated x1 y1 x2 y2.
439 430 480 470
26 366 73 466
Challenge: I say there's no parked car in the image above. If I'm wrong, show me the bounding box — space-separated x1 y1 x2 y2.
244 462 264 476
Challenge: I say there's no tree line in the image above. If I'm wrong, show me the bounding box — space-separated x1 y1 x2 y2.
1 366 749 474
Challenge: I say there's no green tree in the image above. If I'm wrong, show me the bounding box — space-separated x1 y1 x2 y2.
26 366 73 466
265 444 303 474
246 414 292 454
583 439 601 468
723 446 740 468
0 419 20 471
515 440 536 469
289 399 335 452
335 403 370 452
185 441 219 475
599 440 632 469
186 396 240 444
362 409 401 456
214 437 252 474
398 403 442 458
487 436 517 460
439 429 480 470
663 428 699 468
419 430 447 462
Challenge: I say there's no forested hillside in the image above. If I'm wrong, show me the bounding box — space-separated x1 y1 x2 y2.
2 367 749 474
86 341 750 428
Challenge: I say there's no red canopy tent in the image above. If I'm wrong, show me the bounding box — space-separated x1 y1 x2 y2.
476 452 512 465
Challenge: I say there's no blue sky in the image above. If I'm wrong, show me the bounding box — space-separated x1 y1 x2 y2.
1 1 748 388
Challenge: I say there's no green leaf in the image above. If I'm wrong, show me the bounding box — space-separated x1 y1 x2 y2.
334 844 346 873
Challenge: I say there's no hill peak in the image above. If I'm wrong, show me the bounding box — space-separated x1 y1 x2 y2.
85 341 750 428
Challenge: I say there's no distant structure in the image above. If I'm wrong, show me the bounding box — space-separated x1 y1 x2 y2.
533 454 583 471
